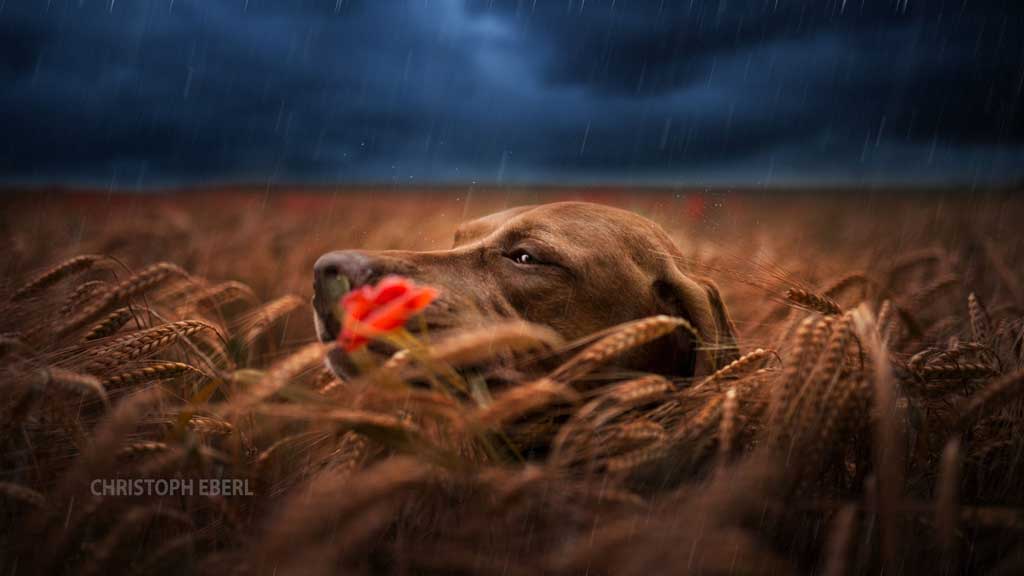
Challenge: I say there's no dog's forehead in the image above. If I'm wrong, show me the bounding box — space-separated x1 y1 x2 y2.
453 205 536 247
515 202 669 243
454 201 678 262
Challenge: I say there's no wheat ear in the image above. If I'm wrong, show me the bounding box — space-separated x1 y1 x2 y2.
56 262 188 337
786 288 843 315
548 315 698 385
11 254 103 301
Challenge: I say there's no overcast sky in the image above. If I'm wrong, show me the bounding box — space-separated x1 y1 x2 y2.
2 0 1022 188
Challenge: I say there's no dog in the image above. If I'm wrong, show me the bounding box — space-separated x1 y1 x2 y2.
313 201 738 381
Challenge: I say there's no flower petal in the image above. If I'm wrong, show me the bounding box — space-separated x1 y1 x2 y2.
403 286 438 313
372 276 412 306
335 276 439 352
341 286 374 321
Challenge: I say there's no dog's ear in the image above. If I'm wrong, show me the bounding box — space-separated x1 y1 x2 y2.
654 271 740 377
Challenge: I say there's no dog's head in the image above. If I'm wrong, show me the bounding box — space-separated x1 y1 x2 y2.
313 202 738 379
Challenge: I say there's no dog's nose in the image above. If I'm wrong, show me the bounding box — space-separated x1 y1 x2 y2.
313 251 376 340
314 250 374 290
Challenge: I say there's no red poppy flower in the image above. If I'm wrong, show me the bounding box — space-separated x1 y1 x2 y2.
339 275 439 352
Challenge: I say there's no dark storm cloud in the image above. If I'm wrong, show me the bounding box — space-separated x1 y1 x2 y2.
0 0 1022 187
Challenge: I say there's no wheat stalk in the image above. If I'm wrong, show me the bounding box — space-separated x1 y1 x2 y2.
717 387 738 469
910 275 960 312
790 314 854 432
550 375 674 467
241 294 306 345
605 374 674 405
186 415 234 436
84 321 217 373
967 292 992 345
117 441 171 458
851 305 902 574
876 299 895 344
476 378 578 428
914 362 997 381
823 272 872 300
956 369 1024 430
81 506 191 576
807 376 870 467
769 315 831 441
56 262 188 337
696 347 776 390
60 280 109 316
603 442 670 474
11 254 103 301
548 315 698 385
39 366 110 408
786 288 843 315
224 342 332 415
936 438 961 557
416 321 562 369
0 481 49 510
820 504 859 576
82 307 136 341
608 420 666 448
188 280 258 310
101 361 207 389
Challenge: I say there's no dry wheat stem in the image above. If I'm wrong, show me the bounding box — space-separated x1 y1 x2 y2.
416 321 562 369
548 315 698 384
696 347 776 390
117 441 171 458
60 280 109 316
366 321 563 387
807 377 869 467
225 342 333 414
788 314 854 434
717 387 738 468
936 438 961 555
242 294 306 344
852 305 903 574
187 415 235 436
823 272 873 301
821 503 858 576
768 315 829 441
786 288 843 315
603 442 669 474
606 374 674 405
189 280 258 310
876 299 895 344
0 481 49 510
39 366 110 408
609 420 666 447
968 292 993 345
915 362 997 381
550 375 673 467
11 254 103 301
102 361 208 389
84 321 217 373
957 369 1024 430
56 262 188 337
83 307 136 341
476 378 578 428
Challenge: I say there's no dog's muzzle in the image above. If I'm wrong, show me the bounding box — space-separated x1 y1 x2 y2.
313 250 380 342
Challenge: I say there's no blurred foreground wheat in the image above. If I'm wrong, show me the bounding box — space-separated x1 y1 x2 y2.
1 192 1023 575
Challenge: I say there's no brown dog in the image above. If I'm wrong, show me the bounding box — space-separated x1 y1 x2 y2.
313 202 738 380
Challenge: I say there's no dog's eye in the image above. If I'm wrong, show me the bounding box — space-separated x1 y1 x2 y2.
508 249 539 265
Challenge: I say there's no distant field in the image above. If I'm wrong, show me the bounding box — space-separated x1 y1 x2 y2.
1 187 1023 574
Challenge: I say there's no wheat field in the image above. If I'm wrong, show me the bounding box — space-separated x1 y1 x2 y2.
1 188 1023 575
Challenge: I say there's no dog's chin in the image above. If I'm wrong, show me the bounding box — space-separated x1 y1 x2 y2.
314 310 353 380
313 310 405 381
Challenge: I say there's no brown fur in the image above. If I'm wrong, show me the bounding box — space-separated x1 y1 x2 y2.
313 202 738 378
